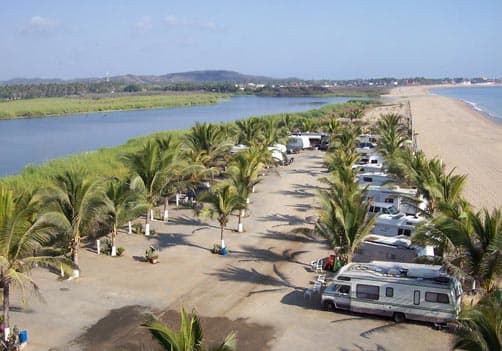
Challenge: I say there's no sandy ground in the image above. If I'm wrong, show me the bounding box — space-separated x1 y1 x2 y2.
10 151 452 351
388 85 502 210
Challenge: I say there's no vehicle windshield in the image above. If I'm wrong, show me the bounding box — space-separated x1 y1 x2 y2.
387 206 400 215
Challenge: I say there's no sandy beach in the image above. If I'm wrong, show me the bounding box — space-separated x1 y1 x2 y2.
10 151 451 351
389 85 502 210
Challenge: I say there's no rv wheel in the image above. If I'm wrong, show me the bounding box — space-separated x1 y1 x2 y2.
324 301 335 311
393 312 406 323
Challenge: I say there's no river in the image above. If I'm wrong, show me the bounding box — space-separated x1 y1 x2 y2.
0 95 355 176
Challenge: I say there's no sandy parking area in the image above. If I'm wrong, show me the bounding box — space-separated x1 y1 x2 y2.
10 150 452 351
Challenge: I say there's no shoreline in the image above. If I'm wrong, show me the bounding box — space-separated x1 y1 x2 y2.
426 84 502 124
390 85 502 210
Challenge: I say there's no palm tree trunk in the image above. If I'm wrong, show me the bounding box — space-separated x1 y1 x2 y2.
111 223 117 256
2 280 9 332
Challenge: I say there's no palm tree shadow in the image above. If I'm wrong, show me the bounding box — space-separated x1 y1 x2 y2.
144 232 211 253
276 189 315 199
339 345 388 351
261 229 324 245
280 288 323 310
360 322 403 339
233 244 310 268
258 213 305 226
209 264 297 289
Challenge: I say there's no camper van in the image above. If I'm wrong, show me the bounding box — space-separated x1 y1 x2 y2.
286 135 311 153
365 185 426 216
321 261 462 324
353 234 433 263
358 172 395 187
372 213 425 237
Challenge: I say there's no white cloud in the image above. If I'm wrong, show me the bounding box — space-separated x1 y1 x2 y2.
21 16 60 34
133 16 153 33
164 15 224 31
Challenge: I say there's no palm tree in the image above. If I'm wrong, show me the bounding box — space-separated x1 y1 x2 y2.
235 118 263 146
0 186 72 331
414 207 501 292
185 122 229 169
317 164 376 263
199 184 245 250
41 169 106 276
122 141 176 232
452 292 501 351
347 108 364 123
226 150 265 231
377 113 409 159
143 307 237 351
104 177 147 256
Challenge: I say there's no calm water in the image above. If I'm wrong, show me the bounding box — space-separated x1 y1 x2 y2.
430 85 502 121
0 95 354 176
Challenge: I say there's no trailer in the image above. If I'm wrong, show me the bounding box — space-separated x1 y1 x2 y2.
365 185 427 216
321 261 462 324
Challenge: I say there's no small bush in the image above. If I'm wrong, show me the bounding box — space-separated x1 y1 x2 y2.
133 223 143 234
116 247 125 256
211 244 222 254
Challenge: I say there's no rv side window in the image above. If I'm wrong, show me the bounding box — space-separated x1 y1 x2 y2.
371 159 378 164
369 206 375 213
384 198 394 203
338 276 351 281
356 284 379 300
425 292 450 304
363 177 372 182
385 287 394 297
413 290 420 305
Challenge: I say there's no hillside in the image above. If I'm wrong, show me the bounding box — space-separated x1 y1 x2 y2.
1 70 283 86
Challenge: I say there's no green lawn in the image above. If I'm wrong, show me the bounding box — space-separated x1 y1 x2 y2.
0 93 227 119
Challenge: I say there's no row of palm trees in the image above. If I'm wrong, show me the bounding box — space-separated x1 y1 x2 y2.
2 109 322 336
315 112 500 349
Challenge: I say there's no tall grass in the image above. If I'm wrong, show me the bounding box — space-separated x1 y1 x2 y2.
0 93 226 119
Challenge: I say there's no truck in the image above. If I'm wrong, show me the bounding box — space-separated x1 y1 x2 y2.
321 261 462 324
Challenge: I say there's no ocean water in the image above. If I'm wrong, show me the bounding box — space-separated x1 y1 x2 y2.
430 85 502 121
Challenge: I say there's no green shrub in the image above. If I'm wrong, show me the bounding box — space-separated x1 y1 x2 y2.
116 247 125 256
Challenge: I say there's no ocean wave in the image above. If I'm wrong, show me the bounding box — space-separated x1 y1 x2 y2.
462 99 501 120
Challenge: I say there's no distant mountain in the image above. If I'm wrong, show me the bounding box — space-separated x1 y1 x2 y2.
107 70 282 84
1 70 290 86
2 77 67 85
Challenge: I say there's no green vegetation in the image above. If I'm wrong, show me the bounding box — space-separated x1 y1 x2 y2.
143 307 237 351
0 93 226 119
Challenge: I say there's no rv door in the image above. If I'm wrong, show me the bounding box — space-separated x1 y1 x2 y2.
333 284 351 310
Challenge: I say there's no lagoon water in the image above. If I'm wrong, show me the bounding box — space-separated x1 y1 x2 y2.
0 95 354 176
430 85 502 121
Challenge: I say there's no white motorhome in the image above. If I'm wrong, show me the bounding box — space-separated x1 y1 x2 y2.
372 213 425 237
354 234 433 263
358 172 395 187
321 261 462 324
365 185 427 216
287 135 312 153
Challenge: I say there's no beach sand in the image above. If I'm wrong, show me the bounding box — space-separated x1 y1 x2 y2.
10 151 451 351
389 85 502 210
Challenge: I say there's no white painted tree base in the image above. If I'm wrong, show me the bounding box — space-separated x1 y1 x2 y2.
145 223 150 236
238 223 244 232
111 246 117 256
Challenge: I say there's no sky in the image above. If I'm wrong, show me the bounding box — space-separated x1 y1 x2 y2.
1 0 501 81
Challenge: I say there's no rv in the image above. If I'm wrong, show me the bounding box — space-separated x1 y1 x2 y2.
353 234 433 263
372 213 425 237
286 135 311 153
355 141 377 155
358 172 395 187
365 185 427 216
321 261 462 324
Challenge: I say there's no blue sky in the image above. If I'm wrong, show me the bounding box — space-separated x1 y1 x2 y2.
1 0 501 80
